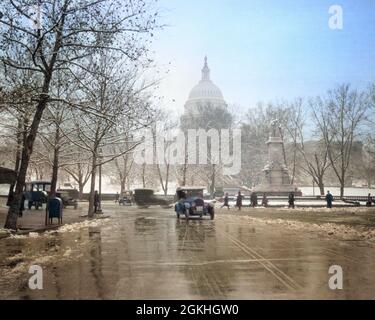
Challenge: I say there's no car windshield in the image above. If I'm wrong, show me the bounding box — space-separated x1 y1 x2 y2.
181 189 204 198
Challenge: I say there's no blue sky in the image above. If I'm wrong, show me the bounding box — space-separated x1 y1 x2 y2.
151 0 375 115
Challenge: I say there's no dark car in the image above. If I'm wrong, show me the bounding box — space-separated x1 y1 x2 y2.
24 181 50 209
133 189 174 208
56 191 78 209
174 187 215 220
119 195 132 206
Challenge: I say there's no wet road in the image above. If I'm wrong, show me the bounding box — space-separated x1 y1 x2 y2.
1 204 375 299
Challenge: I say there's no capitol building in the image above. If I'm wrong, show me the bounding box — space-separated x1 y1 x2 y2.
184 57 227 117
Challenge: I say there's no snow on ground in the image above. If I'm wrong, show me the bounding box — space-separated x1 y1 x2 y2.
239 215 375 241
0 217 111 286
51 218 111 233
278 207 371 213
5 218 111 240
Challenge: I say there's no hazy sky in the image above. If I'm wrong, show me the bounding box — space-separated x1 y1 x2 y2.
151 0 375 116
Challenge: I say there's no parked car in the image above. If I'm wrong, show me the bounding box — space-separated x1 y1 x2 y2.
56 191 78 209
119 195 132 206
24 181 50 209
174 187 215 220
133 189 174 208
24 181 79 210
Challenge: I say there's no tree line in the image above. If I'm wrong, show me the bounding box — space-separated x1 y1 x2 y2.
0 0 161 229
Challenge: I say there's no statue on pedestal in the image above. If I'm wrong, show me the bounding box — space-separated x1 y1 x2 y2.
253 119 301 196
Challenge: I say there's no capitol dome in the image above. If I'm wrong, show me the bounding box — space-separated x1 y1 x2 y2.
184 57 226 115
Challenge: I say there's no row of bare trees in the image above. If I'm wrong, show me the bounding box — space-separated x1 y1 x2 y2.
241 84 375 197
0 0 160 229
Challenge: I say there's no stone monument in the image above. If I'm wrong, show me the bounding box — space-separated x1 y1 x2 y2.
253 120 301 196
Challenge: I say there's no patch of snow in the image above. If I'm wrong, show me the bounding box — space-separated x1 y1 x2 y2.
241 215 375 241
29 232 39 238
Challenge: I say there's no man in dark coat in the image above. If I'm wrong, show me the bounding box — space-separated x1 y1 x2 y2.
288 192 295 209
262 193 268 207
236 191 243 211
366 193 372 207
251 192 258 207
94 190 101 213
326 191 334 208
221 192 230 210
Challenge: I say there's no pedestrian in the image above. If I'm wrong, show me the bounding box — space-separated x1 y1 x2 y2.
115 192 119 203
176 188 187 213
18 193 25 218
326 190 334 209
94 190 101 213
366 193 372 207
262 193 268 207
251 192 258 207
221 192 230 210
288 192 295 209
236 191 243 211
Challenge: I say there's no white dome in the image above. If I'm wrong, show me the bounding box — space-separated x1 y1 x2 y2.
188 80 224 101
185 57 226 107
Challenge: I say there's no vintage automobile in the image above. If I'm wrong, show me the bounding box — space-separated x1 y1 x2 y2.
56 191 78 209
24 181 50 209
24 181 79 210
174 187 215 220
133 189 174 208
119 193 133 206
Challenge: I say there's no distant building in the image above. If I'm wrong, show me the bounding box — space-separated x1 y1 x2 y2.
184 56 227 117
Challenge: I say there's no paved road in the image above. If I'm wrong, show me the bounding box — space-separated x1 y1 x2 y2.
1 204 375 299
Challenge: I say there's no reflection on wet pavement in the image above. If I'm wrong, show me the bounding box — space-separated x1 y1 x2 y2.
1 204 375 299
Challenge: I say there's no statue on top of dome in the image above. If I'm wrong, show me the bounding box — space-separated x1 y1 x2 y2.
201 56 210 81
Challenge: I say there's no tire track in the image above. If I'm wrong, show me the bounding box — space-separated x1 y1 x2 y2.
217 226 302 291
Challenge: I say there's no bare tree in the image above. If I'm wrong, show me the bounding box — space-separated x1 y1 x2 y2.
312 84 369 198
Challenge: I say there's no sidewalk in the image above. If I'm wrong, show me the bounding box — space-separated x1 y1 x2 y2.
0 198 93 235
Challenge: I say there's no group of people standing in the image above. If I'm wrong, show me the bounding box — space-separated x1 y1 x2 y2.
221 191 269 211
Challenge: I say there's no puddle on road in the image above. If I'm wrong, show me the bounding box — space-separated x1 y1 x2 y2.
0 218 112 299
0 209 375 299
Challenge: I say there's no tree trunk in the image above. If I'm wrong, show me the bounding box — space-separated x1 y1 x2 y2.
120 179 126 195
340 184 344 199
4 92 50 230
164 164 170 196
318 181 325 196
78 183 84 200
88 154 97 217
50 125 60 197
210 164 216 196
142 163 146 188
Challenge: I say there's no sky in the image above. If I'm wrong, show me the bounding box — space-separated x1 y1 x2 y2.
150 0 375 116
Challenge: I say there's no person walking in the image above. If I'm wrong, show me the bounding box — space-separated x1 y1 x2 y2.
94 190 101 213
288 192 295 209
262 193 268 207
366 193 373 207
236 191 243 211
115 192 119 203
221 192 230 210
326 190 334 209
251 192 258 208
